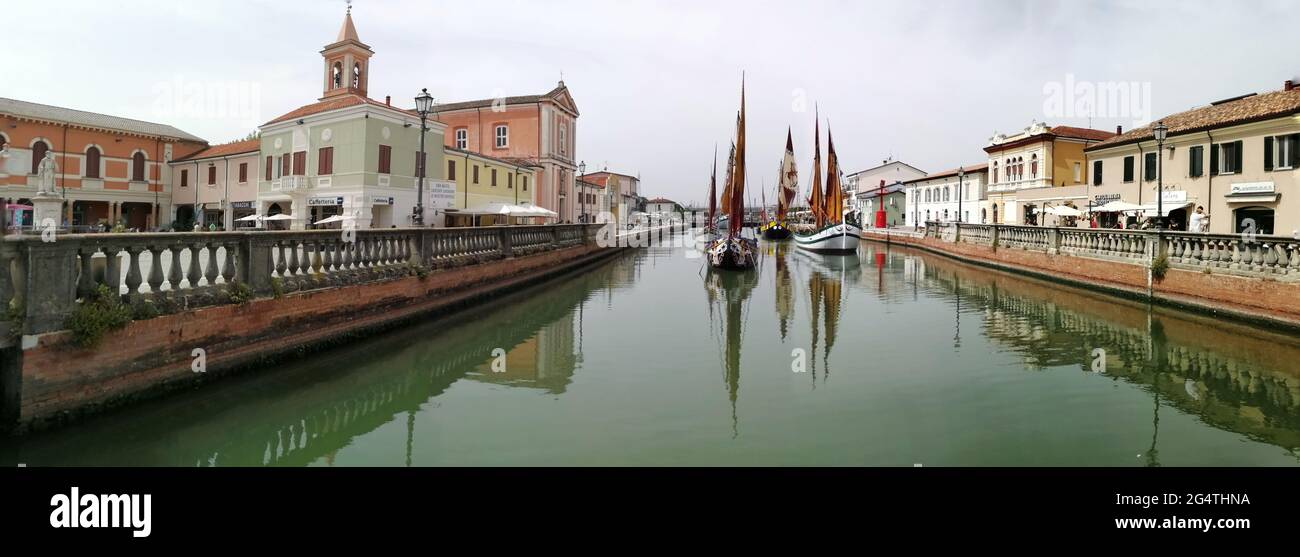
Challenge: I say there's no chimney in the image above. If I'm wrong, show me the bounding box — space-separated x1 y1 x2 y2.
1116 125 1123 135
385 95 391 106
1286 80 1295 92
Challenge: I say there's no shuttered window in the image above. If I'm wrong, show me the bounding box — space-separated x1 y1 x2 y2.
318 147 334 175
1189 146 1204 177
414 151 426 177
1122 156 1134 182
1143 152 1158 181
265 156 273 181
378 145 392 174
1092 160 1102 186
447 160 456 180
491 168 498 187
281 154 290 178
1213 141 1243 174
181 169 189 188
292 151 306 176
30 141 49 175
1265 134 1300 171
239 162 248 183
132 152 147 182
85 147 101 178
208 165 216 185
472 165 479 184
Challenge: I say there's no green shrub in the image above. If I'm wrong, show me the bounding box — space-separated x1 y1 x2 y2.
408 262 429 279
131 299 160 321
65 285 132 347
1150 252 1169 281
227 280 254 305
270 277 284 299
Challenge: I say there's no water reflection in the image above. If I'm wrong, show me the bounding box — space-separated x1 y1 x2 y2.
704 266 758 438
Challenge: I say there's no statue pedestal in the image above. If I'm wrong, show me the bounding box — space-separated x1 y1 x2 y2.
31 194 64 229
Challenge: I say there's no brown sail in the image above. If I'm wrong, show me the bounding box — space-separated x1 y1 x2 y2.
824 126 843 225
808 110 825 229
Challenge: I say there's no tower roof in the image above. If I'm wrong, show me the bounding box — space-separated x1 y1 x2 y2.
337 6 360 43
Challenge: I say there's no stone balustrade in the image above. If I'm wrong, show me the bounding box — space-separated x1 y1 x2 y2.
919 221 1300 280
0 224 602 338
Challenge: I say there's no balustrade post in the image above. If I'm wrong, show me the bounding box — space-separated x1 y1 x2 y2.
990 225 1000 252
500 228 513 258
22 238 82 334
243 235 275 295
1047 228 1060 255
551 226 560 249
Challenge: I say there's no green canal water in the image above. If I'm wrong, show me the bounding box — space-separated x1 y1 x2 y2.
3 238 1300 466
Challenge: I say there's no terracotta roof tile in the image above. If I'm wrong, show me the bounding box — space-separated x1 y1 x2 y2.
173 138 260 162
264 94 414 126
903 163 988 184
1049 125 1117 142
1087 87 1300 151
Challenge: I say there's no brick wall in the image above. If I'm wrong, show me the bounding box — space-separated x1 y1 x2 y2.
864 230 1300 329
14 244 618 430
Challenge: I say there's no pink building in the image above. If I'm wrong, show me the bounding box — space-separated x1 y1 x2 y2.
431 84 579 222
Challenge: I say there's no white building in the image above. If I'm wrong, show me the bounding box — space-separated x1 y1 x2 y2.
847 158 927 213
903 164 989 227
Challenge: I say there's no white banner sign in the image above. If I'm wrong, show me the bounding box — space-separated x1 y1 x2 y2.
428 180 457 209
308 196 344 206
1161 190 1187 204
371 196 393 206
1229 182 1274 195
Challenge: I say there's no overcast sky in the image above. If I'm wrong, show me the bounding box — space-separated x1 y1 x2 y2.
5 0 1297 205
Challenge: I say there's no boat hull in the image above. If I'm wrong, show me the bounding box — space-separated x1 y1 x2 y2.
707 236 758 270
760 222 792 240
793 223 861 253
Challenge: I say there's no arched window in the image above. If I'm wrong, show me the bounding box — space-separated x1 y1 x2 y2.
85 146 101 179
992 161 998 183
352 63 362 88
1030 154 1039 179
332 62 342 89
943 186 950 201
981 208 987 223
132 152 146 182
31 140 50 174
924 189 930 202
992 204 999 223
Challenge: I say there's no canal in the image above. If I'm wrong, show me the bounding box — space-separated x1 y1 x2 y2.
3 237 1300 466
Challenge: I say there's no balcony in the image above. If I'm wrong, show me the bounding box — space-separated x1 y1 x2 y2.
282 176 308 191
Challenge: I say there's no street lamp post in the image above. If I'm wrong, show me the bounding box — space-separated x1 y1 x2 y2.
957 167 965 224
578 161 587 223
1153 121 1168 230
413 88 435 227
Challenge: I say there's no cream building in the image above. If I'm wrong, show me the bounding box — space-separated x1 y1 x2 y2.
1084 80 1300 234
983 122 1115 225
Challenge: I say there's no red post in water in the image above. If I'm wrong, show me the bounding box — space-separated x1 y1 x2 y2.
874 179 887 228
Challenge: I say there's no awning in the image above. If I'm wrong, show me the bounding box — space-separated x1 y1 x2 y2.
1225 194 1279 204
1044 205 1084 217
1093 200 1145 213
1137 201 1194 218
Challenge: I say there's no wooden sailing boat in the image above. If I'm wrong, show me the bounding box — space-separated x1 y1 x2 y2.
704 146 719 237
706 78 758 270
794 114 862 253
761 128 798 240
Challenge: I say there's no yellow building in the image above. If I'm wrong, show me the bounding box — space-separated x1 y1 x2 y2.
441 147 540 226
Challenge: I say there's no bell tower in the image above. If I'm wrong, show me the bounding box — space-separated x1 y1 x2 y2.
321 3 374 100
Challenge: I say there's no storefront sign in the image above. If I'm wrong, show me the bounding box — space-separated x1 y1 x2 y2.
1229 182 1274 195
1161 190 1187 204
308 196 344 207
371 196 393 206
428 180 457 209
230 201 254 209
1093 193 1121 204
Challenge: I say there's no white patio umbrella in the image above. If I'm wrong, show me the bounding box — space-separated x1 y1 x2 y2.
262 214 294 221
1094 200 1144 213
1046 205 1083 217
314 214 355 225
235 214 262 222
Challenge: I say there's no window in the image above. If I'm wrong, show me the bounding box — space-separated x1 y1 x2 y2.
560 123 567 155
280 154 289 178
181 169 189 188
447 160 456 180
318 147 333 175
1123 156 1135 182
1092 160 1103 185
292 151 306 176
455 129 468 150
31 141 49 174
84 147 100 178
1265 134 1300 171
132 152 147 182
265 156 273 181
494 125 508 148
1144 152 1158 181
1212 141 1243 175
508 173 514 189
521 176 528 191
1189 146 1204 177
239 162 248 183
414 151 426 177
992 162 998 183
491 168 497 187
378 145 391 174
1030 154 1039 179
472 165 479 184
332 62 343 89
207 165 216 185
1072 162 1081 183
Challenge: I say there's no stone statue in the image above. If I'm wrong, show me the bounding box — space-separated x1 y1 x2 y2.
37 151 58 196
0 144 9 175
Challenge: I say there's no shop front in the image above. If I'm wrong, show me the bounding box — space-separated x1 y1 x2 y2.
308 196 345 229
1224 182 1278 235
231 201 256 229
